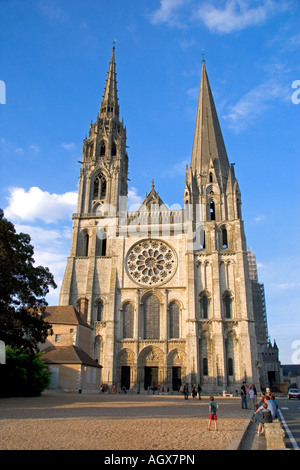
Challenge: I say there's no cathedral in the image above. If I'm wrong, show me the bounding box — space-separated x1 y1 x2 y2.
57 47 279 393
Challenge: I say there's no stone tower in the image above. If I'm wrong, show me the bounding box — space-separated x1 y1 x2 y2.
60 49 263 393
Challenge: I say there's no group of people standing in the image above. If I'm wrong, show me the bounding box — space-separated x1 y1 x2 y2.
240 382 257 409
181 383 202 400
241 383 280 436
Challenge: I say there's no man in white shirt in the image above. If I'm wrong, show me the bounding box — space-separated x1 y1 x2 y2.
249 387 256 409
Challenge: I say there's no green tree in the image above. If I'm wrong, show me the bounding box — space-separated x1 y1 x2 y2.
0 346 51 397
0 209 56 353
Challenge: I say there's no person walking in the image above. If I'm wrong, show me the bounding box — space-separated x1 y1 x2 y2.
241 381 248 409
249 386 255 409
208 396 219 431
197 384 202 400
183 383 189 400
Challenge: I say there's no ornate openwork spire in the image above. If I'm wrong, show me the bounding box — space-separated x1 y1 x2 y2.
99 45 119 118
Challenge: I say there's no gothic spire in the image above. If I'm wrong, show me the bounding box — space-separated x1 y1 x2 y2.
99 45 119 119
190 60 229 178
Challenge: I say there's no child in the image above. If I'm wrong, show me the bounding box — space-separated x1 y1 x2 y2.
208 396 219 431
255 402 272 436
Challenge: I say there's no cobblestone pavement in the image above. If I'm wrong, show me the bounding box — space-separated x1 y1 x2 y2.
0 392 252 451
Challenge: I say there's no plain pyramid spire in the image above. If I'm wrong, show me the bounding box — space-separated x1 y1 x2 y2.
190 60 229 178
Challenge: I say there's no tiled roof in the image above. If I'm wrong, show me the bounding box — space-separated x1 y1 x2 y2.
42 305 91 328
42 345 102 368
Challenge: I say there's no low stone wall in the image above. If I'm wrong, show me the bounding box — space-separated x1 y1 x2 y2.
264 420 287 450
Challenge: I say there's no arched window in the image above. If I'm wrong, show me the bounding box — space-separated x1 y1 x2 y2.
209 200 215 221
222 227 228 248
200 229 206 249
209 172 213 183
122 302 134 339
89 142 94 159
77 230 89 256
84 233 89 256
203 358 208 376
111 141 117 157
224 294 232 319
202 295 209 319
143 295 160 340
169 301 180 338
100 140 106 156
93 173 107 200
96 229 107 256
97 301 103 321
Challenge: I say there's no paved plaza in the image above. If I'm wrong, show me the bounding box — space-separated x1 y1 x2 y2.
0 392 253 450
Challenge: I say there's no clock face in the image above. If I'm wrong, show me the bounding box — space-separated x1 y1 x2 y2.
126 239 178 287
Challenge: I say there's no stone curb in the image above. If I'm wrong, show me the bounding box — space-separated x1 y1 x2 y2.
227 411 253 450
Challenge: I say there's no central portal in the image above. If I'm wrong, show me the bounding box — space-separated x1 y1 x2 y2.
144 366 158 390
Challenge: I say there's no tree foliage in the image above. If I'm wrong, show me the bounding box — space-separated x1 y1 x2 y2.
0 209 57 353
0 346 51 397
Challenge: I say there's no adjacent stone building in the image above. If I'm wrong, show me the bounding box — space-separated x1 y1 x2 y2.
58 47 278 393
40 306 102 392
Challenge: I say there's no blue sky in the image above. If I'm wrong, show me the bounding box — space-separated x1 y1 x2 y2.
0 0 300 364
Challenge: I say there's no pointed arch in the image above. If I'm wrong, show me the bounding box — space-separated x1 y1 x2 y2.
77 229 89 256
168 301 180 339
199 290 211 319
111 140 117 157
93 172 107 200
141 293 160 340
122 302 134 339
100 140 106 156
223 290 233 319
96 300 103 321
221 226 228 249
209 199 215 221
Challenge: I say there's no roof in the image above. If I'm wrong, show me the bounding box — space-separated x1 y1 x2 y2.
281 364 300 376
42 305 91 328
42 345 102 368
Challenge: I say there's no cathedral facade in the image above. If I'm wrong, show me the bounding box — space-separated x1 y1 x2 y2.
59 47 267 393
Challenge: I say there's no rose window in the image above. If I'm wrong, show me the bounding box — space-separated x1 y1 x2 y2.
126 239 177 286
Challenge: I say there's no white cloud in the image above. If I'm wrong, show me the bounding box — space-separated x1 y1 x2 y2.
222 79 289 131
61 142 76 151
148 0 287 32
29 144 40 153
127 187 143 211
253 215 265 223
162 158 189 178
148 0 187 27
195 0 284 34
4 186 77 224
14 224 72 306
37 3 68 22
